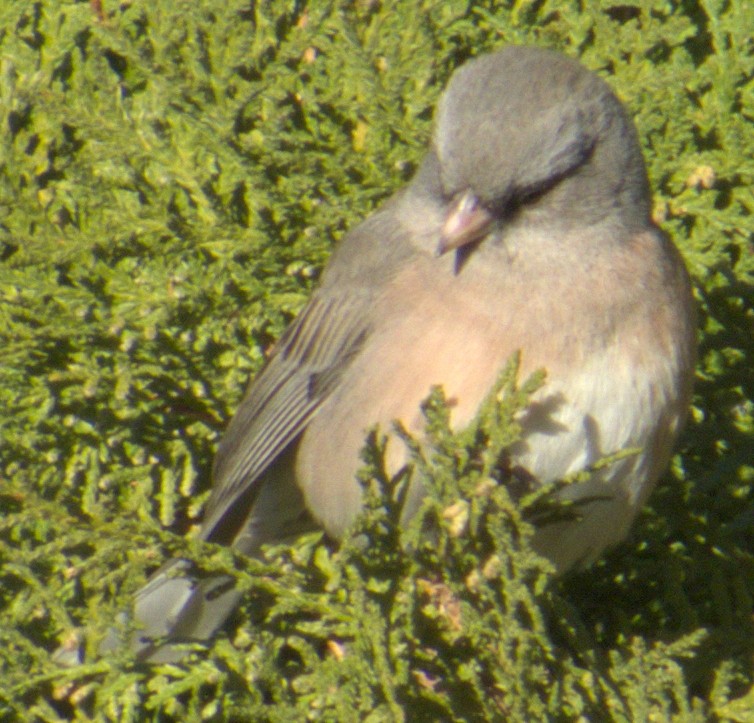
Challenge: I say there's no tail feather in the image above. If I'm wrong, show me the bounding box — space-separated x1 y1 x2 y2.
102 560 244 663
53 458 316 665
54 561 245 666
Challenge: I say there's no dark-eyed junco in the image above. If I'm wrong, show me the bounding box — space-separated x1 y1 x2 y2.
58 45 696 664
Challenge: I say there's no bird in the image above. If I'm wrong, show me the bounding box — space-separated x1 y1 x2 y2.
58 45 696 664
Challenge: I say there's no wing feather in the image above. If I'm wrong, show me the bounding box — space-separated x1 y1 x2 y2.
199 289 373 540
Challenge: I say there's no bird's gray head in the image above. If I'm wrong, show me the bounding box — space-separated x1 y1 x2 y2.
426 46 652 253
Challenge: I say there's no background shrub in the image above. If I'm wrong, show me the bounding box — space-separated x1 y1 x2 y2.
1 0 753 720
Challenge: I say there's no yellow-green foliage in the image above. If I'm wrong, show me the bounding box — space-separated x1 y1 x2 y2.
1 0 753 720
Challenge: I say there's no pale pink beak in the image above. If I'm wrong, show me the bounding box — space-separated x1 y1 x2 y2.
437 190 494 256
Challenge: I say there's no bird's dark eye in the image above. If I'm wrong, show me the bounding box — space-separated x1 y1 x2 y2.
515 165 576 210
489 179 556 219
517 183 551 206
482 193 513 219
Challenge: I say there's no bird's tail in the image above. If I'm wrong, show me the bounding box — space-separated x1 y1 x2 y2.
54 559 244 665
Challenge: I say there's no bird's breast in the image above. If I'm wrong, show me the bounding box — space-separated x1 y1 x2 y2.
295 229 694 567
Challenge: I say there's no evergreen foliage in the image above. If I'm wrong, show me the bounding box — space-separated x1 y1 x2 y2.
1 0 752 719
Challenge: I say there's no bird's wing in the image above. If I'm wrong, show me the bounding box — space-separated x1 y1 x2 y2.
198 285 375 542
196 188 421 543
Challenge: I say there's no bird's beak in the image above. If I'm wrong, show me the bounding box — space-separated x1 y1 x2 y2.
437 190 494 256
